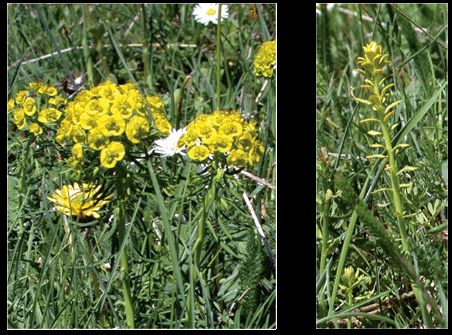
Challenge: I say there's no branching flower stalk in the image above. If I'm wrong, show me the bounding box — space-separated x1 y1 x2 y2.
350 41 416 252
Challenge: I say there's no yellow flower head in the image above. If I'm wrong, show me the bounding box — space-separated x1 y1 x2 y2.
155 117 172 136
352 41 401 117
147 95 172 136
47 182 113 222
362 41 380 62
98 114 126 137
14 109 26 129
37 108 62 124
29 123 42 135
88 128 110 150
100 141 125 168
23 97 37 116
188 144 210 161
356 41 391 77
125 115 150 144
53 80 171 169
177 110 263 168
254 40 276 78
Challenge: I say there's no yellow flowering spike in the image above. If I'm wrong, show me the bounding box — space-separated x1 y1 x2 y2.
353 41 415 256
353 42 395 117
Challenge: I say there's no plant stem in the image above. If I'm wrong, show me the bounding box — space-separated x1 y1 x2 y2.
319 176 331 276
328 211 359 318
115 165 135 328
318 198 330 313
379 119 409 251
85 228 105 327
215 4 222 109
187 173 216 326
379 116 432 325
140 4 150 80
193 174 216 282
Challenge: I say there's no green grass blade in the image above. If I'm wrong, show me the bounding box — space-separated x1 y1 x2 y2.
146 159 186 311
107 26 137 85
392 81 447 147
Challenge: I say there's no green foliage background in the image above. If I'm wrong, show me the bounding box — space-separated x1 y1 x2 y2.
316 4 447 328
8 4 276 329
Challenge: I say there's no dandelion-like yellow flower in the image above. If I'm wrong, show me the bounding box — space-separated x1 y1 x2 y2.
254 40 276 78
47 182 113 222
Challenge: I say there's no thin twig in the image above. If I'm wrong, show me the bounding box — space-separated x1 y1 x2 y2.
8 43 197 70
389 4 448 50
242 191 276 266
240 170 276 191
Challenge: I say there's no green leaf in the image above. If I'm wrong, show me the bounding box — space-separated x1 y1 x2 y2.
392 81 447 147
441 161 448 185
396 6 433 94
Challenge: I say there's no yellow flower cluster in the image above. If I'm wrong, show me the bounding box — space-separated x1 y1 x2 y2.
253 40 276 78
47 182 113 222
56 80 155 169
146 96 172 136
352 41 397 115
8 81 66 135
177 110 264 168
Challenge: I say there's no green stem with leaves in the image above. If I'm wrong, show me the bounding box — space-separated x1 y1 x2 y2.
346 41 433 326
115 165 135 329
379 118 410 251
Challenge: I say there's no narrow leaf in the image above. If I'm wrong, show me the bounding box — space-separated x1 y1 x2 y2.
392 81 447 147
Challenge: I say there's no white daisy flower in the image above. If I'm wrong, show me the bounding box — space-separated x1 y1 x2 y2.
127 128 187 168
193 3 228 25
150 127 187 157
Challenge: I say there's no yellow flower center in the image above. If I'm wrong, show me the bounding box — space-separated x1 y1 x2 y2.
206 8 216 16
